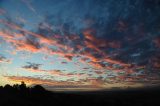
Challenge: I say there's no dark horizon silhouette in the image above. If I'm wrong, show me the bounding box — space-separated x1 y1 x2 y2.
0 81 160 106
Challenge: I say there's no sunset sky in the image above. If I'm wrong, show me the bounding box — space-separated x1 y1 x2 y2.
0 0 160 91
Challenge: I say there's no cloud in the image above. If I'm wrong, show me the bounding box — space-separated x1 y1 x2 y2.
22 62 88 79
0 54 11 63
0 27 42 53
0 8 6 15
4 75 101 89
61 61 67 64
64 54 74 61
4 75 75 86
0 12 157 78
153 36 160 48
149 53 160 70
22 62 42 70
20 0 36 13
0 55 7 63
0 18 141 73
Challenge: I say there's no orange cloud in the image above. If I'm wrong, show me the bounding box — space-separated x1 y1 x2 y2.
4 76 75 86
83 29 107 52
0 19 133 73
83 29 97 41
0 20 72 55
88 61 105 69
0 31 41 53
64 54 74 61
84 40 102 52
80 51 99 62
4 76 101 89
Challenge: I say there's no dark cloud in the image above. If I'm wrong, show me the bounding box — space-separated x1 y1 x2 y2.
25 34 41 50
0 54 6 62
61 62 67 64
32 0 160 67
0 54 10 63
22 62 42 70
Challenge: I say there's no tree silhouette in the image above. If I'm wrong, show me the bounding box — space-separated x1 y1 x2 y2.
32 85 46 92
0 81 47 96
0 86 3 89
4 84 12 90
0 82 160 106
13 84 19 89
19 81 27 90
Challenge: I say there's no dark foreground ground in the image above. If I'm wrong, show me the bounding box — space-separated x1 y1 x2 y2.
0 84 160 106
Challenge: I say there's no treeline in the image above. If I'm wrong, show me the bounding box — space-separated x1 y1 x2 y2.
0 82 160 106
0 81 46 91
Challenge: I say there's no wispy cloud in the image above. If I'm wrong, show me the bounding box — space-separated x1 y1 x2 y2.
4 75 101 89
0 54 11 63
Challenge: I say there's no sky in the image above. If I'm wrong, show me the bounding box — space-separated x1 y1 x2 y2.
0 0 160 91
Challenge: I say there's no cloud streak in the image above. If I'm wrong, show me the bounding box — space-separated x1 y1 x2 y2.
0 54 11 63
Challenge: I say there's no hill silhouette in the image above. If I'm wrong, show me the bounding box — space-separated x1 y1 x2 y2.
0 82 160 106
